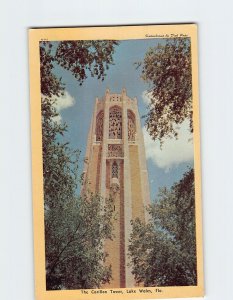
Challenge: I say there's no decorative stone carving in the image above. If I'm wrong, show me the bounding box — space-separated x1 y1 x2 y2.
109 106 122 139
110 182 120 194
127 110 136 141
108 144 123 158
110 94 121 102
96 110 104 141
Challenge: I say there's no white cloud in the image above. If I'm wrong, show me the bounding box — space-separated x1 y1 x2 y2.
142 90 153 106
47 91 75 124
52 91 75 112
143 119 193 171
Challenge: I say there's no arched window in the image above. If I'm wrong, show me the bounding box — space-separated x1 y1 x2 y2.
109 106 122 139
96 111 104 141
112 161 118 178
127 110 136 141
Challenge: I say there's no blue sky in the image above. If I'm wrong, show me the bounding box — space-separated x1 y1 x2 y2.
52 39 194 200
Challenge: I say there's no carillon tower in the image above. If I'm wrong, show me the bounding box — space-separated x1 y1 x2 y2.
82 88 151 288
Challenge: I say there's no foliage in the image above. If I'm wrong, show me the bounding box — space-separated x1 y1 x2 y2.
42 94 115 290
45 193 114 290
128 168 197 286
41 97 78 210
40 40 118 95
55 40 119 85
40 42 64 97
40 40 118 289
139 38 192 145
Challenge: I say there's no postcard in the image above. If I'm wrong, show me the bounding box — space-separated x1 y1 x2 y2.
29 24 204 299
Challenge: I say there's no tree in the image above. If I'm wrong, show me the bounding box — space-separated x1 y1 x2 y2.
40 42 64 97
42 91 115 290
139 38 192 145
40 39 119 95
128 168 197 286
40 40 118 289
45 193 114 290
55 40 119 85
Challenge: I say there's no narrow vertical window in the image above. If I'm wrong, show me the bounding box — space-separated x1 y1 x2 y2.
127 110 136 141
112 161 118 178
96 111 104 141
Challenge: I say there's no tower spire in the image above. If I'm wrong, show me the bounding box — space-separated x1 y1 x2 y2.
122 87 126 96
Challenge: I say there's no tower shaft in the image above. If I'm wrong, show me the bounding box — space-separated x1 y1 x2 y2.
83 89 151 288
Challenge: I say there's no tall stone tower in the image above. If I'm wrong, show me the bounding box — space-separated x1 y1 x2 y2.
82 88 151 288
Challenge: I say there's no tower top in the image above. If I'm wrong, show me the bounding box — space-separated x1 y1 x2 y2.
105 88 127 96
98 88 137 105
